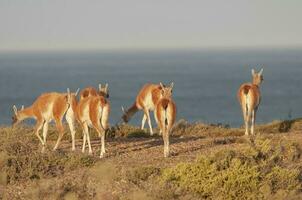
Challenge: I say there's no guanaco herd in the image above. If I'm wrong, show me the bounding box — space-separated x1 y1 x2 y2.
12 68 263 158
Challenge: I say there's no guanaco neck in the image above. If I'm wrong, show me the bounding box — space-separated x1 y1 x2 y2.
18 106 35 121
124 103 139 119
252 80 261 87
252 76 262 87
70 96 78 113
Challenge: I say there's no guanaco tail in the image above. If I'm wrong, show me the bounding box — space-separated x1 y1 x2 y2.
155 82 176 157
121 83 164 135
12 88 79 152
238 68 263 135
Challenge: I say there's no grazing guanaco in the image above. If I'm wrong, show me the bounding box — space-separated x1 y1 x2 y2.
76 87 110 158
80 84 109 100
238 68 263 135
12 89 79 151
121 83 164 135
155 82 176 157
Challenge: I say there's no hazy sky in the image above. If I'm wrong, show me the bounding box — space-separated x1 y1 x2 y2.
0 0 301 51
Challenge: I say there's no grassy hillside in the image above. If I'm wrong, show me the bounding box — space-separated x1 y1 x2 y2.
0 119 302 199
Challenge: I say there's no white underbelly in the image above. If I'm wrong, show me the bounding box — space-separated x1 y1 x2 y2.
81 106 92 126
144 93 155 110
42 102 54 120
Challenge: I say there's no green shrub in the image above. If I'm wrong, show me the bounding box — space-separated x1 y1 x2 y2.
162 157 261 199
160 137 302 199
163 157 221 198
211 150 236 170
265 166 300 193
219 159 260 200
282 142 301 162
4 151 96 184
127 166 160 184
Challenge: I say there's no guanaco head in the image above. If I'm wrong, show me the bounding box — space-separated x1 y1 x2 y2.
121 106 129 123
252 68 264 86
99 83 109 98
11 105 24 127
159 82 174 99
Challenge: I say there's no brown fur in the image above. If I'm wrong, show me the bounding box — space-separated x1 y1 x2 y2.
238 84 261 110
155 83 176 157
156 99 176 127
136 84 162 109
80 87 99 100
12 92 78 151
80 84 109 100
160 99 170 110
122 83 163 135
238 69 263 135
122 103 138 123
76 95 110 158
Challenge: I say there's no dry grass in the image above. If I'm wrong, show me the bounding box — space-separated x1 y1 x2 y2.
0 119 302 199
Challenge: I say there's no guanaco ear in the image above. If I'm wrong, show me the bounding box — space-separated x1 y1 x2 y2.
21 105 24 110
259 68 263 75
170 82 174 89
75 88 80 96
66 88 71 102
251 69 256 75
99 84 102 91
159 82 164 89
105 83 108 92
13 105 18 115
121 106 126 114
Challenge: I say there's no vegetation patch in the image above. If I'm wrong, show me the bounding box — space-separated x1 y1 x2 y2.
127 130 151 138
0 126 96 185
160 137 302 199
107 123 150 138
127 166 160 185
1 119 302 199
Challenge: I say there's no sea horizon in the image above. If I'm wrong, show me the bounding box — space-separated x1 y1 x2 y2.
1 47 302 127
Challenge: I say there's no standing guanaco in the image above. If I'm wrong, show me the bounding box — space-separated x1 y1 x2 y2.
238 68 263 135
12 88 79 151
155 82 176 157
121 83 164 135
76 86 110 158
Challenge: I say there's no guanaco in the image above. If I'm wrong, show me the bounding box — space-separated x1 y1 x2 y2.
76 87 110 158
121 83 164 135
238 68 263 135
12 88 79 151
80 84 109 100
155 82 176 157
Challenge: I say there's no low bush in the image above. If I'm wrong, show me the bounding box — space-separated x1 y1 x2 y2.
0 126 96 184
161 137 302 199
127 166 160 185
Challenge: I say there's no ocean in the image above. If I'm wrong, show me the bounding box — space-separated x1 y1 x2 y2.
0 48 301 127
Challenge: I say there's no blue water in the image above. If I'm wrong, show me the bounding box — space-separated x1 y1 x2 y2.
0 48 301 127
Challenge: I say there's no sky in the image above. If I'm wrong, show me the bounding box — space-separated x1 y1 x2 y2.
0 0 301 52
